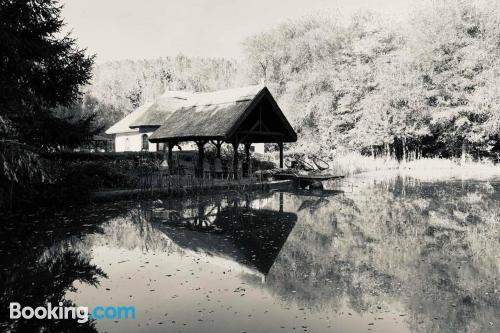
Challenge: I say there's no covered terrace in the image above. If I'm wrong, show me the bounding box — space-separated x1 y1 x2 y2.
148 85 297 179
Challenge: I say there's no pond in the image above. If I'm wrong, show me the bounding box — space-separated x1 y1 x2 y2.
1 173 499 333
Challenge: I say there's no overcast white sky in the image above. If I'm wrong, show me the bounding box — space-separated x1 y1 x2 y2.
61 0 417 63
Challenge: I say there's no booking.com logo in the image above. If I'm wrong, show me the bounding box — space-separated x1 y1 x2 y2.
9 302 136 323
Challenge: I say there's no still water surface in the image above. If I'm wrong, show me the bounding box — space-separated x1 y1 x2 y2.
1 173 499 332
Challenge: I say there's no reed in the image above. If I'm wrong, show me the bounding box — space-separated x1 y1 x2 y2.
324 152 500 177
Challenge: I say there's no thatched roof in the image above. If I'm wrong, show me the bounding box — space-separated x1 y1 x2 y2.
105 91 191 134
106 85 297 144
105 101 153 135
149 85 297 143
129 90 191 129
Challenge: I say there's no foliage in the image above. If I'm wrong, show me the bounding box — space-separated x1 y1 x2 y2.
84 55 240 121
0 0 96 209
52 94 122 144
60 161 138 193
266 177 499 333
0 135 51 209
8 159 142 210
0 209 111 332
0 0 95 148
46 151 165 162
324 150 500 177
242 1 500 160
0 140 49 183
81 1 500 162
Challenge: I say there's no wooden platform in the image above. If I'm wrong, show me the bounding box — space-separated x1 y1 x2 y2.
273 172 345 181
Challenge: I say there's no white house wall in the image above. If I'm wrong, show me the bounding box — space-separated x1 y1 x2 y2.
114 132 158 152
114 132 265 154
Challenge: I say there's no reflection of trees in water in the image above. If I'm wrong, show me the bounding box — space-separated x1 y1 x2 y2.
84 205 177 253
261 179 499 333
77 192 287 261
2 184 496 332
0 199 184 333
0 206 118 333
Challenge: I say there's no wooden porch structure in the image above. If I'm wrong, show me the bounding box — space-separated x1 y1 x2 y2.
149 85 297 179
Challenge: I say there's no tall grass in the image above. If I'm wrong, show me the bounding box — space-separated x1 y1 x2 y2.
321 152 500 178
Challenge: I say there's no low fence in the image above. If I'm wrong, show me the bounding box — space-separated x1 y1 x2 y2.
46 151 274 190
92 170 293 201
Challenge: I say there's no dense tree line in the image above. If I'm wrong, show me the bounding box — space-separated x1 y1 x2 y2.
88 1 500 161
242 1 500 160
3 0 500 209
84 55 239 128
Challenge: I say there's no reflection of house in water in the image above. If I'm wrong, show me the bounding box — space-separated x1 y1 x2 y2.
150 194 296 275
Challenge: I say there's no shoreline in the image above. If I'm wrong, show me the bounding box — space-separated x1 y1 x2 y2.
90 179 294 201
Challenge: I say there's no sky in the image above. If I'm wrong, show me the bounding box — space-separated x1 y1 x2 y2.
61 0 417 63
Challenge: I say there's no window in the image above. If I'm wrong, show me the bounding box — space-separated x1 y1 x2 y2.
142 134 149 151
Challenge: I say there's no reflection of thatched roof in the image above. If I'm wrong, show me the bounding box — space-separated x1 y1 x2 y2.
155 207 297 274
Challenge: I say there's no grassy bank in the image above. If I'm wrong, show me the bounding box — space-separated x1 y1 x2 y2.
264 150 500 179
328 152 500 180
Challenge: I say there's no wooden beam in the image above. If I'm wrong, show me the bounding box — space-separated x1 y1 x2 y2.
232 141 239 180
238 118 279 143
237 131 284 137
161 142 167 165
278 141 284 168
167 142 175 174
195 140 207 178
149 136 224 144
238 120 262 143
244 143 251 177
210 139 223 159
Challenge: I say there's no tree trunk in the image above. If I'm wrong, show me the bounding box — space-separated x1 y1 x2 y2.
461 140 468 163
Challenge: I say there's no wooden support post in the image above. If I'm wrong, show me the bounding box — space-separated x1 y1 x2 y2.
244 143 251 177
167 142 176 174
195 140 207 178
278 141 284 168
232 142 239 180
211 140 223 159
